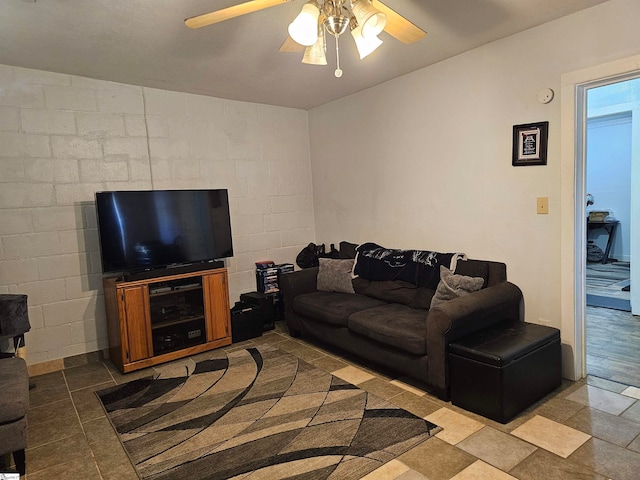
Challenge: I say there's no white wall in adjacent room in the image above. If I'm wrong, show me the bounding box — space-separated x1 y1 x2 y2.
0 68 314 364
308 0 640 339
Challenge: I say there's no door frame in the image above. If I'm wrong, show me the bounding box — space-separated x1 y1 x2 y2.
560 54 640 380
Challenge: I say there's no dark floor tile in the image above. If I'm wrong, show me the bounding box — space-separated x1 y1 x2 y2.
388 391 441 419
621 400 640 423
628 434 640 454
359 377 407 401
28 371 70 408
26 432 93 475
534 395 585 423
83 416 138 479
399 437 476 480
26 456 102 480
63 350 107 369
509 448 606 480
569 437 640 480
308 354 349 373
587 375 628 393
28 370 65 388
71 381 115 423
565 407 640 447
64 362 114 391
104 360 157 384
27 409 84 448
27 397 75 425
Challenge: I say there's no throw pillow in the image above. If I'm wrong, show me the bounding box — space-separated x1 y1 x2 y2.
430 265 484 309
317 258 355 294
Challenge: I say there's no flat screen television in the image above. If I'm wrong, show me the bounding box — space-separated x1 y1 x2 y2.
95 189 233 276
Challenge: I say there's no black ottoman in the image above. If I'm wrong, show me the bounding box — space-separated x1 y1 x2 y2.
449 321 561 423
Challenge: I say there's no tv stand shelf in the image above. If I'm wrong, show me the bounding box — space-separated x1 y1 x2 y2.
103 267 232 373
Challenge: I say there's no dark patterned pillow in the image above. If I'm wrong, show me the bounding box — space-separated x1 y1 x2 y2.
317 258 355 294
430 266 484 308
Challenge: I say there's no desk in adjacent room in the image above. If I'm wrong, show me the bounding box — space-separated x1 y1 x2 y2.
587 219 619 264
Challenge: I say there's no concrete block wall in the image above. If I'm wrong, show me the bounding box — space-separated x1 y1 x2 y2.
0 64 315 365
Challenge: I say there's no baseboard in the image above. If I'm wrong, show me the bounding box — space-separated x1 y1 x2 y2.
26 348 110 377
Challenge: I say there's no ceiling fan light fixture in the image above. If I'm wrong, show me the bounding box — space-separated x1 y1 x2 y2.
351 23 382 59
288 2 320 46
302 29 327 65
351 0 386 38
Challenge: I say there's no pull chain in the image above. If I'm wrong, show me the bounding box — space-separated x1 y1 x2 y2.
334 34 343 78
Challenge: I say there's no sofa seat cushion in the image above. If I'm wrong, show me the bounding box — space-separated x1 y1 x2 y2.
293 292 386 327
347 303 428 355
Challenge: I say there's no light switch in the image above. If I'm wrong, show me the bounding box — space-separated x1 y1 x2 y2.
537 197 549 214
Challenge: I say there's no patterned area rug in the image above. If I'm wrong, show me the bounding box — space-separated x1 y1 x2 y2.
96 346 440 480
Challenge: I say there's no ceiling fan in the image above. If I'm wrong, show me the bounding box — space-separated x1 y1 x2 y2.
185 0 426 77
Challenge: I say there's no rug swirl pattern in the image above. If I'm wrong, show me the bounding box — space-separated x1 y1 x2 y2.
97 346 440 479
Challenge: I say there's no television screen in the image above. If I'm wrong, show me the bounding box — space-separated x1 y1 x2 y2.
95 189 233 275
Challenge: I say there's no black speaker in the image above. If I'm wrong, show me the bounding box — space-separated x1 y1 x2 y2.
230 301 263 343
240 292 277 330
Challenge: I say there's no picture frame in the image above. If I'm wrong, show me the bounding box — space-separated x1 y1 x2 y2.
512 121 548 166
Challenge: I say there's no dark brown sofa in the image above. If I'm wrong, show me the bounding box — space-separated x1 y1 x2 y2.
280 257 524 400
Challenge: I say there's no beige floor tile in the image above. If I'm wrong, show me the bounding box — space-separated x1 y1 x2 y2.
456 426 537 471
622 385 640 400
566 384 636 416
450 460 517 480
361 459 410 479
331 365 375 385
426 408 484 445
511 415 591 458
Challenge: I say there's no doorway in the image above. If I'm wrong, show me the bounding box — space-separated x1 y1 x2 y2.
582 77 640 388
559 54 640 384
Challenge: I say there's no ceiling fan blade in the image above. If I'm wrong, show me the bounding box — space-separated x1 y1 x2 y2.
185 0 292 29
280 35 305 53
373 0 427 44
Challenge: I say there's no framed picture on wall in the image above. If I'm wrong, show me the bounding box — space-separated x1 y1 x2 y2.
512 121 549 166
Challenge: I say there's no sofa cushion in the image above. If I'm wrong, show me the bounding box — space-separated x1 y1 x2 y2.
361 280 418 306
293 292 386 327
317 258 355 294
410 286 436 309
348 303 428 355
430 266 484 308
454 260 489 289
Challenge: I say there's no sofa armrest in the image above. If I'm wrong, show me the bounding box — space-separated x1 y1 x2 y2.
426 281 524 395
280 267 319 335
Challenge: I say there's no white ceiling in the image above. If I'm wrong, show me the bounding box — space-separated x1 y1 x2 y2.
0 0 609 110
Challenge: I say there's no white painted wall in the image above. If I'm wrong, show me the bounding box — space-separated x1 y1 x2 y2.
308 0 640 371
586 113 631 262
0 68 314 364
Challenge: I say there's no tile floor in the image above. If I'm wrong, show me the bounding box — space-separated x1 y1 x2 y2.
18 324 640 480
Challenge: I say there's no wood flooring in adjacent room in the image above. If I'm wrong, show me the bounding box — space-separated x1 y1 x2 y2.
586 261 640 389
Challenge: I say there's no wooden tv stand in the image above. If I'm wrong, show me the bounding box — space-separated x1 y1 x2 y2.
103 267 232 373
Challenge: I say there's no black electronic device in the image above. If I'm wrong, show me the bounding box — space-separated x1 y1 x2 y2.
230 301 263 342
240 291 277 330
95 189 233 277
